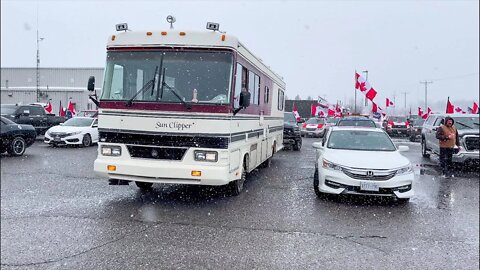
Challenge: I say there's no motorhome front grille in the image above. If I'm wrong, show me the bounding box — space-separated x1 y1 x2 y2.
127 146 187 160
464 136 479 151
99 131 229 149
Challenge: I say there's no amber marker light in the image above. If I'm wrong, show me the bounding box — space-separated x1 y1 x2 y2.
179 32 186 36
111 35 116 41
107 165 117 171
191 171 202 177
146 32 152 36
161 32 167 36
221 34 226 41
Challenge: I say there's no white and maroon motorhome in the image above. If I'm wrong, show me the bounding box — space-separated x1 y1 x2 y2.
89 23 286 195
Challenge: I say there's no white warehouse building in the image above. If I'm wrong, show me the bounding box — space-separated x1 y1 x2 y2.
0 67 103 114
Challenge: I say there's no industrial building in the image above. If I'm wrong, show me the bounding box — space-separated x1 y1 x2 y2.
0 67 103 114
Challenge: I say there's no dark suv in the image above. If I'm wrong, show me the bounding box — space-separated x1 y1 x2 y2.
283 112 302 151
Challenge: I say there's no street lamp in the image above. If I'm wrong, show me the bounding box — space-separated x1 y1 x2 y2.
36 31 44 102
362 70 368 107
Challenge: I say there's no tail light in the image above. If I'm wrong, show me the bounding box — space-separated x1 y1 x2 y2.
317 124 324 128
388 122 394 128
302 123 307 128
405 122 410 128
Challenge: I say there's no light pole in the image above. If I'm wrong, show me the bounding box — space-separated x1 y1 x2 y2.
420 81 433 112
362 70 368 107
401 91 408 114
36 28 44 102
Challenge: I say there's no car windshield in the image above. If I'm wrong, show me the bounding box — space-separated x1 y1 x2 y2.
101 51 233 105
389 117 407 122
1 105 17 115
452 116 479 130
327 130 396 151
306 118 325 124
284 112 297 123
63 118 94 127
413 119 425 126
326 118 339 124
1 116 15 124
337 119 376 127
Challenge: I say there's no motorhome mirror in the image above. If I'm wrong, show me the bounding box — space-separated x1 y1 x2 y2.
87 76 95 92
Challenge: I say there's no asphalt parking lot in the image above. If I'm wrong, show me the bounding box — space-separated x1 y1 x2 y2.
1 137 479 269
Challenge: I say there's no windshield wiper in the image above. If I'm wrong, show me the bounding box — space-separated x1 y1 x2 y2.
162 81 191 109
455 121 473 129
126 66 159 107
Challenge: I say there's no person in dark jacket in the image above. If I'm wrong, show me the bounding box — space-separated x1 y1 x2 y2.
435 116 460 177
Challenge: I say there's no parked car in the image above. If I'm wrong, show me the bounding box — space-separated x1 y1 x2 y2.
408 118 425 142
78 110 98 118
312 126 414 202
44 117 99 147
0 116 36 156
301 117 326 137
383 116 409 136
1 104 65 135
336 116 377 128
283 112 302 151
421 114 479 165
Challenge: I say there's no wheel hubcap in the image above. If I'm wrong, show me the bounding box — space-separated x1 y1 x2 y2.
14 140 24 154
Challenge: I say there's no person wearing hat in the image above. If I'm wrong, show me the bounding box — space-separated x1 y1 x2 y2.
435 116 460 177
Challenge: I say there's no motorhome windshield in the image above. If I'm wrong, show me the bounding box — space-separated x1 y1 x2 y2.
101 50 234 105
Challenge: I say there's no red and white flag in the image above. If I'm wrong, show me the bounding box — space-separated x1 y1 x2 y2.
422 107 432 119
418 107 423 116
293 103 301 122
446 97 454 114
473 102 479 114
67 101 76 116
44 101 53 114
59 101 66 117
386 98 394 108
355 72 371 92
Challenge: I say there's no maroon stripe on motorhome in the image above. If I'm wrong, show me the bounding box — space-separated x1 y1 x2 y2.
99 101 232 113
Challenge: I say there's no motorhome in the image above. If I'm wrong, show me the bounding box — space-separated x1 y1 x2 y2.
88 21 286 195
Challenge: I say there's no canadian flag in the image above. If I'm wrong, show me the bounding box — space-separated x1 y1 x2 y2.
386 98 394 108
355 72 371 92
293 103 301 122
422 107 432 119
365 88 377 101
455 107 466 114
446 97 454 114
44 101 53 114
67 101 76 116
418 107 423 116
372 102 384 114
327 105 336 117
473 102 479 114
59 101 66 117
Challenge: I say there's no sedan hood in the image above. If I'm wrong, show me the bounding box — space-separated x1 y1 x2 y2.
458 129 479 136
322 149 410 170
47 125 88 133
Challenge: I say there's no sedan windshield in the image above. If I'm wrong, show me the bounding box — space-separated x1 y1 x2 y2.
101 51 233 105
63 118 94 127
327 130 396 151
337 119 376 127
284 112 297 123
389 117 407 122
306 118 325 124
1 105 17 115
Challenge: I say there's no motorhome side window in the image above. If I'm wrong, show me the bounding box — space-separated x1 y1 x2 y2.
264 86 269 103
278 89 284 110
254 74 260 105
234 63 243 108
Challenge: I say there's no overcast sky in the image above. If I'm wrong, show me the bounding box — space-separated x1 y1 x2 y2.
1 0 478 112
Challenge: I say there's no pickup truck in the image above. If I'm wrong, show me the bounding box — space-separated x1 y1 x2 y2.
421 113 479 165
1 104 66 135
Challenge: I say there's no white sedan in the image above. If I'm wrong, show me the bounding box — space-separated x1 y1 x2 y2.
312 126 414 202
44 117 98 147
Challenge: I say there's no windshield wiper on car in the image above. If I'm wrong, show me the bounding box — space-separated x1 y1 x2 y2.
126 66 159 107
455 121 473 129
162 81 191 109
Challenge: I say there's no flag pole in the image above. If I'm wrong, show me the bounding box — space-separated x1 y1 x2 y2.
446 96 450 113
354 70 357 113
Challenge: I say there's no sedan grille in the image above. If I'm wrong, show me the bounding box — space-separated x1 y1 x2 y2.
342 168 397 181
49 132 69 138
306 127 317 131
464 136 479 151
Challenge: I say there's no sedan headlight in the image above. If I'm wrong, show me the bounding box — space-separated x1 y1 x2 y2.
322 159 343 171
194 150 218 162
67 131 82 136
101 145 122 156
396 164 413 175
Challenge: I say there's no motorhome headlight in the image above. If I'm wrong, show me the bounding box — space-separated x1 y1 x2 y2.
396 164 413 175
194 150 218 162
102 145 122 156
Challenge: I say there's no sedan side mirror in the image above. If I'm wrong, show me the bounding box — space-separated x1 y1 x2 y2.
398 145 409 152
312 142 324 149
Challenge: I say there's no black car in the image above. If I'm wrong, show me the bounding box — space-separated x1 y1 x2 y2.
0 116 37 156
408 118 425 142
336 116 377 128
283 112 302 151
1 104 65 135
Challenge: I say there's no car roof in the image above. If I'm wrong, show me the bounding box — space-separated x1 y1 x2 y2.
330 126 384 132
429 113 479 117
339 117 373 121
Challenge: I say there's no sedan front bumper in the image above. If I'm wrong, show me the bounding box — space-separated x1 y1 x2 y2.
44 133 83 145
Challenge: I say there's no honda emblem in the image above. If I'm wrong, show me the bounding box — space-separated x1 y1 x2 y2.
366 171 374 177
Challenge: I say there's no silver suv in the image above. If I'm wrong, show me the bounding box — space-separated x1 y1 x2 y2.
421 114 479 164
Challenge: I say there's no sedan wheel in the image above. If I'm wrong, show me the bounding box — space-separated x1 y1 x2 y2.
82 134 92 147
421 139 430 158
8 137 26 156
313 169 327 199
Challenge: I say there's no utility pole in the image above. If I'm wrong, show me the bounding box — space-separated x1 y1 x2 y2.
363 70 368 107
401 91 408 115
36 4 44 102
420 81 433 112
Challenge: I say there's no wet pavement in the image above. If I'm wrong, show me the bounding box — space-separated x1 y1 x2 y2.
1 138 479 269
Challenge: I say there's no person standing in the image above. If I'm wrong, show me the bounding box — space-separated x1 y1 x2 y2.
436 116 460 177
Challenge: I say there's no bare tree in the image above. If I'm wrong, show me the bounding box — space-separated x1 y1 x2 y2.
307 96 313 100
294 94 301 100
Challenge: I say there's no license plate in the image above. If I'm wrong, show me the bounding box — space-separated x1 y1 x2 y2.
308 132 313 136
360 181 379 191
54 137 61 142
